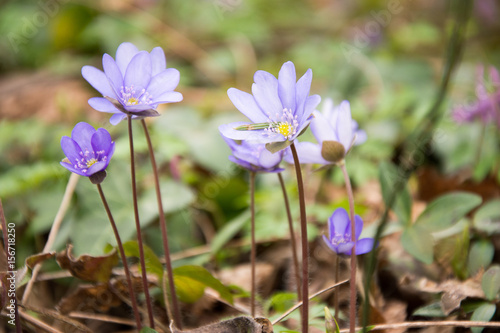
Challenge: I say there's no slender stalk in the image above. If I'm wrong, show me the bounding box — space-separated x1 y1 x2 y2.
0 200 21 333
96 184 142 330
290 143 309 333
140 119 182 328
127 116 155 328
334 254 340 325
277 172 302 302
249 171 256 317
340 163 356 333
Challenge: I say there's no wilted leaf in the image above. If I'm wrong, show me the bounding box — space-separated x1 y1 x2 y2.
401 224 434 264
173 265 233 305
25 252 56 269
415 192 482 232
471 303 496 333
481 265 500 301
56 245 118 282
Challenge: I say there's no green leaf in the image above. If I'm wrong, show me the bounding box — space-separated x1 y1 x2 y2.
139 328 158 333
415 192 482 232
412 302 446 317
123 241 164 281
401 224 434 264
378 162 412 226
481 265 500 301
173 265 233 304
473 199 500 235
471 303 496 333
467 240 494 277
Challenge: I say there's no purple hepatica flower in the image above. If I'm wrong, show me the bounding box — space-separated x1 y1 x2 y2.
221 135 284 173
452 65 500 128
285 98 366 165
60 122 115 183
322 208 376 256
219 61 321 152
82 42 182 125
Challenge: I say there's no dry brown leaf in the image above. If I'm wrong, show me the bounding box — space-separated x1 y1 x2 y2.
170 316 273 333
56 245 118 283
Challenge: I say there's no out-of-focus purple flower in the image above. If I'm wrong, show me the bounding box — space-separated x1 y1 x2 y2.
221 135 284 173
452 65 500 128
285 98 366 164
322 208 376 256
60 122 115 181
219 61 321 151
82 42 182 125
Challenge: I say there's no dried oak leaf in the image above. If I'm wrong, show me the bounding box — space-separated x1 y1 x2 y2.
417 277 485 315
56 244 118 283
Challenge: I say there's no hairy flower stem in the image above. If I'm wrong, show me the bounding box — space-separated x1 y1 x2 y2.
96 184 142 330
128 116 155 329
290 142 309 333
141 119 182 329
340 163 356 333
249 171 256 317
335 254 340 325
277 172 302 303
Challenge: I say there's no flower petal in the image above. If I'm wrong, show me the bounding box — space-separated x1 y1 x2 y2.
295 68 312 118
87 160 108 176
150 46 166 76
71 122 96 154
219 122 282 143
310 111 337 144
82 66 117 98
91 128 113 156
258 148 282 169
60 161 86 176
147 68 180 97
124 51 152 92
252 70 282 118
228 155 254 171
115 42 139 75
102 53 123 96
288 141 328 164
153 91 183 103
110 113 127 125
300 94 321 124
330 208 350 238
338 242 355 255
88 97 120 113
278 61 296 111
60 136 82 165
355 238 376 255
228 88 268 123
354 215 364 239
322 234 339 253
336 101 353 151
